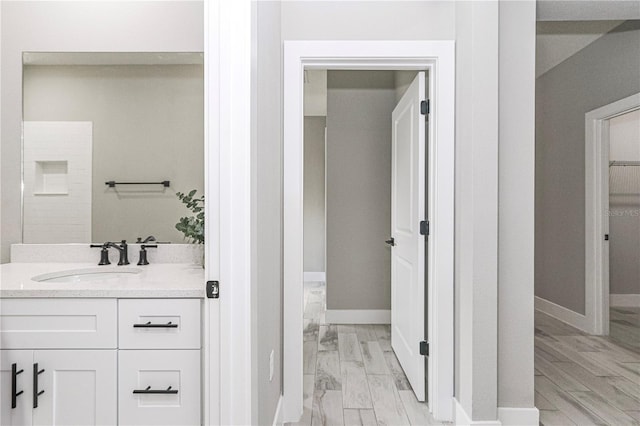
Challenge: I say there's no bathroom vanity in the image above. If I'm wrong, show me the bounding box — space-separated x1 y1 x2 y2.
0 250 205 426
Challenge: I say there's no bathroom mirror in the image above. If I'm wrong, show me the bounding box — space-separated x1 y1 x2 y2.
21 52 204 244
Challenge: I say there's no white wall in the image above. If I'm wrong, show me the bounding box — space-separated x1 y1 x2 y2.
0 0 204 263
23 64 204 243
498 0 537 416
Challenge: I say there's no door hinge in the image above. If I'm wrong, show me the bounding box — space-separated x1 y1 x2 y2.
206 281 219 299
420 100 430 115
420 341 429 356
420 220 429 236
605 234 609 241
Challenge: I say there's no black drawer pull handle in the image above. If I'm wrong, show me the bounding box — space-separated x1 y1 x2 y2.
133 385 179 394
133 321 178 328
33 364 45 409
11 363 24 409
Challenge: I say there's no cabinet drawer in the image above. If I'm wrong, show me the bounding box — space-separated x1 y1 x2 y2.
0 299 117 349
118 299 200 349
118 350 200 426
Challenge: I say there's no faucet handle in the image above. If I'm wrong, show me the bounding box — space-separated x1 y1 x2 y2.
90 243 111 265
137 244 157 266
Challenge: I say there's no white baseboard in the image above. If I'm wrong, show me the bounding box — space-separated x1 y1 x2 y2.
272 395 283 426
498 407 539 426
610 294 640 308
454 399 501 426
535 296 591 333
325 309 391 324
303 272 326 282
454 401 538 426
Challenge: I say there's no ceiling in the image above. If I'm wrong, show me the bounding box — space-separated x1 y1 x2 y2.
536 20 624 77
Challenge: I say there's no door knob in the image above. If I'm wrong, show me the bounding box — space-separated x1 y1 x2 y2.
385 237 395 246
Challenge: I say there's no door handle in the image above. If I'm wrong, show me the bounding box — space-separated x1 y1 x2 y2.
385 237 395 246
33 363 45 409
11 363 24 409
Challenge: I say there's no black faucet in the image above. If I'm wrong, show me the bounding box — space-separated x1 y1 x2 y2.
90 243 112 265
106 240 130 266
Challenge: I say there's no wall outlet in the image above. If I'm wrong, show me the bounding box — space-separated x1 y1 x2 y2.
269 349 275 382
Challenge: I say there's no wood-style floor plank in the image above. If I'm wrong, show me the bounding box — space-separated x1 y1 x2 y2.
538 409 578 426
361 341 390 375
368 375 411 426
555 361 640 411
318 325 339 352
535 376 607 426
568 391 639 426
316 351 342 390
338 333 363 363
304 340 318 374
384 351 412 391
399 390 437 425
312 390 344 426
341 361 373 409
343 409 377 426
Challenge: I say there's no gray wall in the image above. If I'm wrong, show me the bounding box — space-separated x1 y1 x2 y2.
326 70 396 311
304 116 326 273
0 0 204 263
536 20 640 314
23 64 204 243
252 1 283 425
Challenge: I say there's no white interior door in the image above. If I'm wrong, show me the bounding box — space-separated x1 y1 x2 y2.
390 71 426 401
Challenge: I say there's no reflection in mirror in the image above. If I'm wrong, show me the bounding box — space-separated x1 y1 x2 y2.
22 52 204 244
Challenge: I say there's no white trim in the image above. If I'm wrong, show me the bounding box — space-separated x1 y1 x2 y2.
535 296 590 333
272 395 284 426
454 399 501 426
203 1 221 424
303 272 326 282
498 407 539 426
283 40 455 423
610 294 640 308
585 92 640 335
325 309 391 324
217 0 253 425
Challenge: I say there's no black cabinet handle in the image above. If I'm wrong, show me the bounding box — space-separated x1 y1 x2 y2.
11 363 24 409
33 363 45 409
133 321 178 328
133 385 179 394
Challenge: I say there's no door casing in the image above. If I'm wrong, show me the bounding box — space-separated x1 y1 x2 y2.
584 92 640 335
282 40 455 422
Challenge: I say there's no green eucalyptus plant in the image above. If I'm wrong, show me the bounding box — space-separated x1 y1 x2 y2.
175 189 205 244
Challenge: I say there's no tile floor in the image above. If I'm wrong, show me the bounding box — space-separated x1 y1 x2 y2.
290 281 443 426
291 282 640 425
535 308 640 425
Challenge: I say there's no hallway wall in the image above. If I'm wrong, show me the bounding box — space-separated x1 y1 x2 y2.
536 20 640 314
325 70 396 312
303 116 326 273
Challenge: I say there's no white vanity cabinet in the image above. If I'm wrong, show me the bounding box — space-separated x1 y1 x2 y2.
0 298 202 426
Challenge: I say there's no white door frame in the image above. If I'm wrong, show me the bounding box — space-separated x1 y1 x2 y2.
585 92 640 335
283 40 455 422
205 0 252 424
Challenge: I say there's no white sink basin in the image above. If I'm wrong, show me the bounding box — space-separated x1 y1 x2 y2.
32 267 142 283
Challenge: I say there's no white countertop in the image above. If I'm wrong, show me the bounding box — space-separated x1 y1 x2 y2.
0 262 205 298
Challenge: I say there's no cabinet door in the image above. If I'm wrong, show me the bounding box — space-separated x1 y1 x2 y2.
0 350 33 426
32 350 116 426
119 350 200 426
